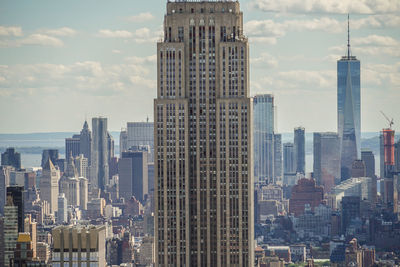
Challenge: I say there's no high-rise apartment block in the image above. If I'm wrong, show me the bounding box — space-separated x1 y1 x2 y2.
155 1 254 265
337 17 361 181
313 132 341 193
52 225 106 267
294 127 305 174
1 147 21 170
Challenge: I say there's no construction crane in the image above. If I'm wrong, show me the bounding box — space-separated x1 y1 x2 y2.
380 110 394 129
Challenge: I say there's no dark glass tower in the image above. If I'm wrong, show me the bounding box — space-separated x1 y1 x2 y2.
338 15 360 181
294 127 305 174
7 186 24 232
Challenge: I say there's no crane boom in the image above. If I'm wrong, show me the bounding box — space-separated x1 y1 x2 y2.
380 110 394 129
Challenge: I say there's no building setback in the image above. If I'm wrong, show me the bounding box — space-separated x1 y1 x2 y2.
155 1 254 266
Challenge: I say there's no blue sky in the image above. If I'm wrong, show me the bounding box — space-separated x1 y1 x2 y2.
0 0 399 133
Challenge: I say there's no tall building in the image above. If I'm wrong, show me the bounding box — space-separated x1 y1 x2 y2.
119 128 128 157
341 196 360 234
361 150 375 178
283 143 295 176
0 166 12 215
294 127 305 174
1 147 21 169
127 121 154 161
155 1 254 266
52 225 106 267
74 154 89 179
80 120 92 165
41 149 59 169
119 148 149 203
24 214 37 259
253 94 275 184
57 193 68 224
65 135 80 158
91 117 109 191
274 133 283 183
337 16 361 181
7 186 24 233
351 160 366 178
313 132 341 193
59 155 81 207
3 195 18 267
39 159 60 214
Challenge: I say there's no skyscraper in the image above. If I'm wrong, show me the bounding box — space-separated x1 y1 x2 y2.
313 132 341 193
337 16 361 181
80 120 92 165
0 166 12 215
39 159 60 214
119 148 149 203
7 186 24 233
41 149 59 169
65 135 80 158
294 127 305 174
253 94 275 184
283 142 295 179
274 133 283 183
1 147 21 170
155 1 254 266
91 117 109 191
127 121 154 161
361 150 375 178
3 195 18 266
57 193 67 224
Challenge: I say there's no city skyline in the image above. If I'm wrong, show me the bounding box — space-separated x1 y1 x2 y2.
0 0 399 133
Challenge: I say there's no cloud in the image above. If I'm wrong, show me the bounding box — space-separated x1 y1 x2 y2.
127 12 155 22
252 53 278 68
125 54 157 64
0 57 156 98
0 26 23 36
112 49 122 54
249 0 400 14
133 27 162 44
97 29 133 38
42 27 76 37
329 35 400 57
19 34 64 47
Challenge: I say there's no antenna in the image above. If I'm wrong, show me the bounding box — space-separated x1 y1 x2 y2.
347 13 350 59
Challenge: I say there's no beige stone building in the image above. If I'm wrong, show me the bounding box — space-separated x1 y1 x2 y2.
155 1 253 266
39 159 60 214
52 225 106 267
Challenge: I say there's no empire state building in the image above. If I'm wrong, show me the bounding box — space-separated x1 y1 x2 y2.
154 1 254 266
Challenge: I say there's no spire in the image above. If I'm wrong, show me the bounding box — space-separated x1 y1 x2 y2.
347 13 351 59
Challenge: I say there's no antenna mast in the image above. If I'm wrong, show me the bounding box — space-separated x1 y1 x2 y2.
347 14 351 59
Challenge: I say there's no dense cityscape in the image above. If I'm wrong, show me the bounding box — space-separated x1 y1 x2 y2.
1 0 400 266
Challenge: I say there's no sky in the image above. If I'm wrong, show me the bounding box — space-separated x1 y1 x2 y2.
0 0 399 134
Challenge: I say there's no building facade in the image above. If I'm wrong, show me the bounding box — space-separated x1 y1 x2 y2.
155 1 254 266
91 117 109 191
39 159 60 214
294 127 305 174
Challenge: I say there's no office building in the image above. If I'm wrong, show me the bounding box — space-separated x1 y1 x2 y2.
313 132 340 193
59 156 80 207
91 117 110 191
283 143 295 180
127 121 154 161
41 149 59 169
80 120 92 165
341 196 360 234
4 195 18 266
294 127 305 174
338 16 361 180
7 186 24 232
361 150 375 178
155 1 254 266
65 136 80 159
119 128 128 157
289 178 324 216
52 225 106 267
57 193 68 224
119 147 149 203
351 160 366 178
0 166 12 215
1 147 21 169
39 159 60 214
253 94 275 184
274 133 283 183
79 177 88 210
74 154 89 179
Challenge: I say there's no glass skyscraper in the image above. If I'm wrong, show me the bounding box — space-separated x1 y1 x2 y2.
253 94 275 184
337 17 360 180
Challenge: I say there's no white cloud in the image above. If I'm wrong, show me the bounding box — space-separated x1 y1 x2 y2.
125 54 157 64
42 27 76 37
112 49 122 54
127 12 155 22
0 26 23 36
133 27 162 44
249 0 400 14
97 29 133 38
19 34 64 47
353 35 400 47
252 53 278 68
